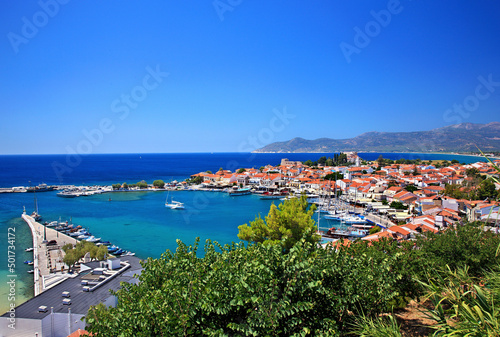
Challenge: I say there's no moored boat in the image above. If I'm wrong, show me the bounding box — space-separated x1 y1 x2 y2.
228 187 251 196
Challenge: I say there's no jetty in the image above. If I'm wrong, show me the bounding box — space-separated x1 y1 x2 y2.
22 213 78 296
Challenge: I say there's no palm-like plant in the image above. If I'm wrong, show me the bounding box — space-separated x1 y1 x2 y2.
422 264 500 336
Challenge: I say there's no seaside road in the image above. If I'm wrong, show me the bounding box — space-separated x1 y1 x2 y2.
22 214 78 296
364 213 397 228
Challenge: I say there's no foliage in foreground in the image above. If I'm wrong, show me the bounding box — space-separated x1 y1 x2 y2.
348 314 402 337
85 238 406 336
422 264 500 336
237 195 319 252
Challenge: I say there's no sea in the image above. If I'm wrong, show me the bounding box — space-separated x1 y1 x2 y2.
0 152 489 313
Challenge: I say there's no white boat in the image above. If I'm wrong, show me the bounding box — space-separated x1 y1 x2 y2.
342 216 368 224
85 236 101 243
46 221 58 227
166 200 185 209
165 191 185 209
25 248 34 252
77 234 89 240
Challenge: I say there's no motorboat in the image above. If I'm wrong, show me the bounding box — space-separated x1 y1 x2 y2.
57 190 78 198
46 221 58 227
85 236 101 243
228 187 251 196
259 191 289 200
27 270 34 274
24 260 33 265
342 216 368 224
25 247 34 252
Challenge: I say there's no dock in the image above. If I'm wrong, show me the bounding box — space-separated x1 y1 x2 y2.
22 213 78 296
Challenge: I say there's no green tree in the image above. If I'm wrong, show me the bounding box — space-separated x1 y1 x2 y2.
189 176 203 185
122 182 128 189
390 201 408 210
206 170 212 174
377 155 385 167
96 245 108 261
136 180 148 189
369 225 382 235
325 157 334 166
405 185 418 193
112 183 122 190
259 166 265 172
417 222 500 275
63 249 79 272
324 172 343 181
237 168 246 173
318 156 327 165
477 179 498 200
237 195 319 252
85 238 407 336
303 160 314 167
153 179 165 188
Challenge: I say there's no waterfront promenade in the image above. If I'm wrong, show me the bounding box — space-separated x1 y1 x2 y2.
22 213 77 296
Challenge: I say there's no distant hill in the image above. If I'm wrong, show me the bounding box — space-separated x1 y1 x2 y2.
254 122 500 153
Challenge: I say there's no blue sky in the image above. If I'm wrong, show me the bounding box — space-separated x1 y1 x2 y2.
1 1 499 154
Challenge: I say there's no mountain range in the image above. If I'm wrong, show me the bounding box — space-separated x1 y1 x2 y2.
254 122 500 153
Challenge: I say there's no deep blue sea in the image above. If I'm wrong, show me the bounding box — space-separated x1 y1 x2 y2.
0 152 489 313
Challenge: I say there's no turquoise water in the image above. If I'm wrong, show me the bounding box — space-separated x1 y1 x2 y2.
0 152 490 314
0 189 279 313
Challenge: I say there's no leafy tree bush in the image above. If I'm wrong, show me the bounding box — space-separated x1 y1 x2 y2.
390 201 408 210
85 238 407 336
237 195 319 252
136 180 148 189
111 183 122 190
188 176 203 185
416 222 500 276
153 179 165 188
323 172 343 181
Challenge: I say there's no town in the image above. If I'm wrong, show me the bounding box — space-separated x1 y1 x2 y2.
188 152 500 242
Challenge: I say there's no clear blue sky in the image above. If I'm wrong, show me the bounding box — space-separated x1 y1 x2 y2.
1 1 499 154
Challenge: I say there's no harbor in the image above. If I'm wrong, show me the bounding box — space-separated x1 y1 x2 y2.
21 210 136 298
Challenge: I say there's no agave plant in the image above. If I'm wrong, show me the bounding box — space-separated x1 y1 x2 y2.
348 313 402 337
422 264 500 336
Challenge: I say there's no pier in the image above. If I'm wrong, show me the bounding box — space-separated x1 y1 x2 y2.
22 213 78 296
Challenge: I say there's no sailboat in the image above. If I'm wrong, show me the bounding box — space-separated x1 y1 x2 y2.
165 191 185 209
31 183 42 222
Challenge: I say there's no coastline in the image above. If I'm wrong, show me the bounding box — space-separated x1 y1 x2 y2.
21 214 78 297
251 151 500 160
